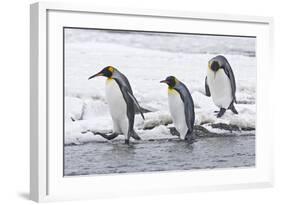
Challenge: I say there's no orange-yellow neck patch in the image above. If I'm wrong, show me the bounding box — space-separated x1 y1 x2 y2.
168 87 178 95
106 78 114 83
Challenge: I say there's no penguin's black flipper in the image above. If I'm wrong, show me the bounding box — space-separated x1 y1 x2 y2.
112 70 145 120
205 76 211 97
127 91 145 120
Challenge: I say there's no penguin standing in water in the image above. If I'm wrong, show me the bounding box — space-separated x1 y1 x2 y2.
160 76 195 142
88 66 145 144
205 55 238 118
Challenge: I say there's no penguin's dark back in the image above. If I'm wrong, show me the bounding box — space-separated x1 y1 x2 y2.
113 70 133 94
175 82 195 132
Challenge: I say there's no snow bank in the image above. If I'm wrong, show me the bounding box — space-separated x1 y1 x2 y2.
64 93 256 145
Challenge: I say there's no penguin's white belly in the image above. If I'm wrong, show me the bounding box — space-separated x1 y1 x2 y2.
207 69 233 109
168 89 188 140
105 79 128 135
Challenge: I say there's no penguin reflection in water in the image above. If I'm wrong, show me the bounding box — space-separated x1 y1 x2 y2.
88 66 145 144
160 76 195 143
205 55 238 118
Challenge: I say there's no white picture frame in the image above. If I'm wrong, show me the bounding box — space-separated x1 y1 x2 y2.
30 1 274 202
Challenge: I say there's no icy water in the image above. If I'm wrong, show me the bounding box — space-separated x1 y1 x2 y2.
64 134 255 176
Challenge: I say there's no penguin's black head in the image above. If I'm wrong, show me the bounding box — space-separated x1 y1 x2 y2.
160 76 177 88
209 61 220 72
88 66 115 80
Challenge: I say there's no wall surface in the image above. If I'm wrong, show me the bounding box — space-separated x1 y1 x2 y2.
0 0 280 204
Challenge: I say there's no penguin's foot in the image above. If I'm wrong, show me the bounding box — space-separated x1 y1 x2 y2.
81 130 89 134
169 127 180 136
229 104 238 114
184 135 195 144
94 132 119 140
217 108 226 118
131 130 141 140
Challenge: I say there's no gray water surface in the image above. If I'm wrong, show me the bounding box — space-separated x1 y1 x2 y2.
64 135 255 176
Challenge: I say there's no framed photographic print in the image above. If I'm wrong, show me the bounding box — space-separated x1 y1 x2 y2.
30 2 274 202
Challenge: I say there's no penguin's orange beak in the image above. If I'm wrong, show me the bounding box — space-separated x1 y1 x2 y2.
88 72 103 80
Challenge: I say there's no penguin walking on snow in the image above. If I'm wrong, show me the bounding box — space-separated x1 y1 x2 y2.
160 76 195 142
88 66 145 144
205 55 238 118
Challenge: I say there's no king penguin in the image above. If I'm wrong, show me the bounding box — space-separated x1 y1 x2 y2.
205 55 238 118
88 66 145 144
160 76 195 142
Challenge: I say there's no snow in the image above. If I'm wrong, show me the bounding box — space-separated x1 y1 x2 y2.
64 28 256 145
65 96 84 122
